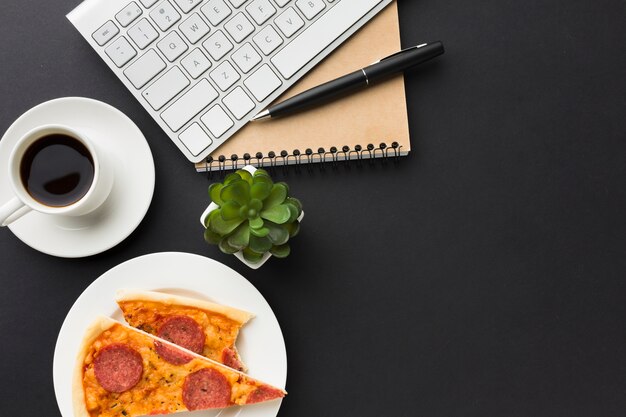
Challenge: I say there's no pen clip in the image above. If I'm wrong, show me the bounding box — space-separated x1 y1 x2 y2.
369 43 428 65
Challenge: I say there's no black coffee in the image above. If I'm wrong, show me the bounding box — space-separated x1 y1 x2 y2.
20 134 95 207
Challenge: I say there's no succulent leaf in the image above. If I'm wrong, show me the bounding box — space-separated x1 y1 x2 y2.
221 201 242 221
249 235 273 253
287 221 300 238
266 221 290 246
254 169 271 178
205 209 220 228
204 228 222 245
278 182 290 195
218 238 240 254
270 244 291 258
250 226 270 238
250 182 272 201
249 198 263 212
208 209 244 235
227 222 250 249
221 180 250 206
209 183 224 206
264 183 288 209
249 217 264 229
224 173 242 185
286 197 303 213
286 202 299 223
253 171 273 187
260 204 291 224
237 169 253 185
242 247 264 263
254 179 273 194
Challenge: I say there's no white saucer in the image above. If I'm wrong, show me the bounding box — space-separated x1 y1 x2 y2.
0 97 155 258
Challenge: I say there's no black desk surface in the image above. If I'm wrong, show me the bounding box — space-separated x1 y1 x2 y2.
1 0 625 415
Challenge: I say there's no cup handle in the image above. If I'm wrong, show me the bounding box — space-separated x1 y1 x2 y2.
0 197 31 227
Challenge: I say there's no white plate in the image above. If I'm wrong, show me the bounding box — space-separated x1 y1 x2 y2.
53 252 287 417
0 97 155 258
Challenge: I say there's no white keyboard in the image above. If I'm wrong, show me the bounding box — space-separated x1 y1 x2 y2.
68 0 392 163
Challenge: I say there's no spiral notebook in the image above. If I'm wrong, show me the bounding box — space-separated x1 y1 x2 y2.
195 2 409 172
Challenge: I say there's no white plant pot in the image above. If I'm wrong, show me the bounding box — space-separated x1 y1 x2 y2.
200 165 303 269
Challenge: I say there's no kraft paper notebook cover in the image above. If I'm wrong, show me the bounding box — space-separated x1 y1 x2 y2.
196 2 409 172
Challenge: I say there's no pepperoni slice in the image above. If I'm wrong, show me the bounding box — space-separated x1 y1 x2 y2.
182 368 232 410
94 344 143 393
153 340 194 365
155 316 204 365
157 315 205 352
222 347 244 371
245 386 285 405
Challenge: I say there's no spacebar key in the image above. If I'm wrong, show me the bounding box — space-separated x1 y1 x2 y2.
271 0 384 79
161 79 219 132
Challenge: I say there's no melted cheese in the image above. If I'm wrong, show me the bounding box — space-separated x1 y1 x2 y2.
82 324 262 417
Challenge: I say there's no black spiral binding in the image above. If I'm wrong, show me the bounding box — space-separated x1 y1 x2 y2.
203 141 403 177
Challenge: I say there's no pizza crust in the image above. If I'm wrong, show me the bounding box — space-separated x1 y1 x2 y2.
115 289 255 324
72 316 117 417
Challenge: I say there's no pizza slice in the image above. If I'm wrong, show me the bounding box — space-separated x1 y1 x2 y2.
116 289 253 371
74 316 286 417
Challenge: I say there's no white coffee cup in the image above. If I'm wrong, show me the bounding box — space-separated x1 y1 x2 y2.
0 125 114 227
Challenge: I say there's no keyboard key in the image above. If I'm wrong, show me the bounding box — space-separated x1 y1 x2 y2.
210 61 241 91
179 123 212 156
128 18 159 49
272 0 383 79
116 2 143 27
140 0 159 7
181 48 212 78
179 13 210 44
92 21 119 46
275 7 304 38
201 0 232 26
172 0 203 13
203 30 233 60
231 43 261 73
161 79 219 131
253 25 283 55
274 0 289 5
105 37 137 67
244 64 282 101
143 66 190 110
224 13 254 43
296 0 325 20
124 49 166 88
246 0 276 25
150 1 181 31
157 31 188 61
222 86 254 120
201 105 234 138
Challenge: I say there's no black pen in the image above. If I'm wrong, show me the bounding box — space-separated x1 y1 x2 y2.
252 41 445 121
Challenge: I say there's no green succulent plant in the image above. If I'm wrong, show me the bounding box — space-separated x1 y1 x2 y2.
204 169 303 264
